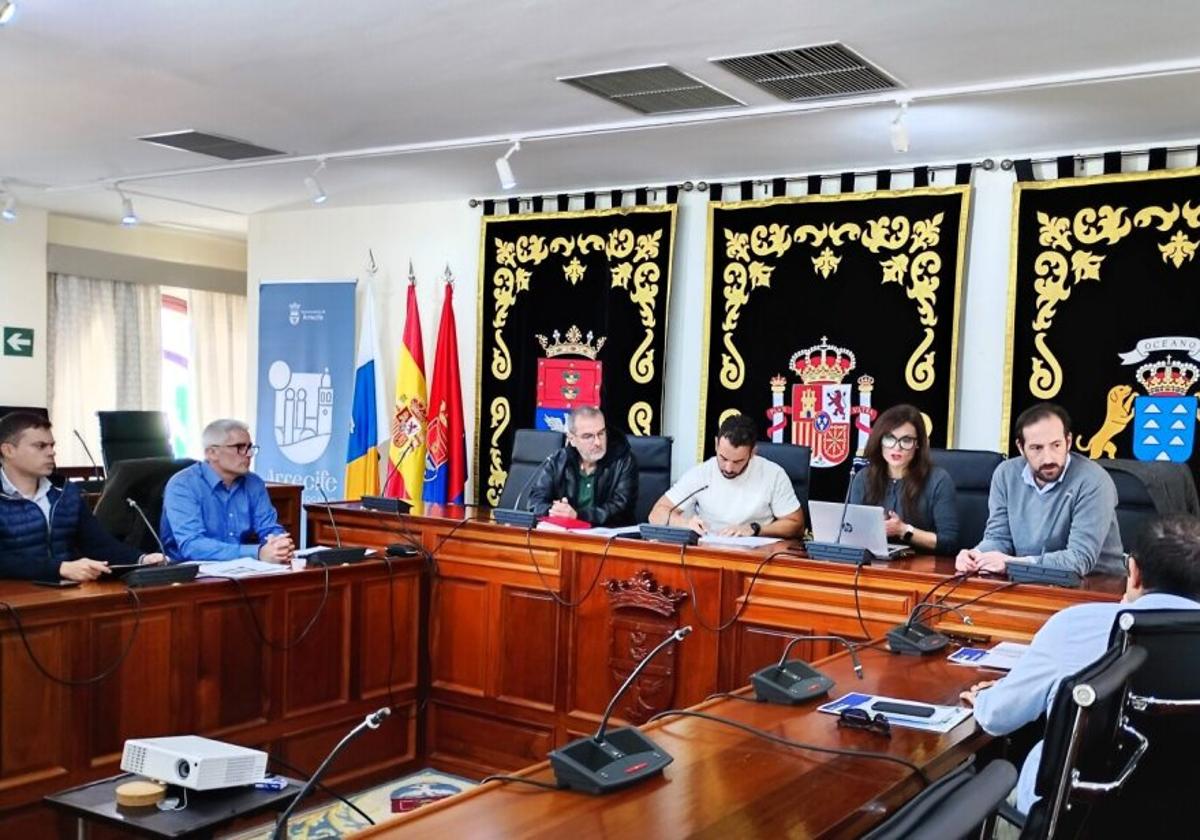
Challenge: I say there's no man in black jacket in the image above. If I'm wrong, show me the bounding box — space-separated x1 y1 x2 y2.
527 407 638 526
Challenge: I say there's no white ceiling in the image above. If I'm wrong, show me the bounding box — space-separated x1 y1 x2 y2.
3 0 1200 236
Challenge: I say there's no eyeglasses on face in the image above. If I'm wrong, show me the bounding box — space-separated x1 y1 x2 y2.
214 442 259 456
572 428 607 444
881 433 917 451
837 707 892 737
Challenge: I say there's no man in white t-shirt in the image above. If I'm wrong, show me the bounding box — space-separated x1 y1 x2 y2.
648 414 804 538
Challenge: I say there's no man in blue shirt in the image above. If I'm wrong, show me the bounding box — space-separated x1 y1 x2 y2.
161 419 294 562
960 514 1200 814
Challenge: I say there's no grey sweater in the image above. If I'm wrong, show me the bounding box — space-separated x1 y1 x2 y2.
976 455 1124 577
848 466 960 554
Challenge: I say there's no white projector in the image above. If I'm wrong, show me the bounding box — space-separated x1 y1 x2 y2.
121 736 267 791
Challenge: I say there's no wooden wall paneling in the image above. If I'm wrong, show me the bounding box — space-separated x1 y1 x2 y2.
278 702 419 791
282 578 352 718
494 583 559 713
429 575 489 698
356 565 421 703
267 483 303 545
195 595 271 737
427 702 553 778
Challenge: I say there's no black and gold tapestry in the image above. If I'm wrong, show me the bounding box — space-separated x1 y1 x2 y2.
1004 168 1200 479
476 206 677 505
701 186 970 503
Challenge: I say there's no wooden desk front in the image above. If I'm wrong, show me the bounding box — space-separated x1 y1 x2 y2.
354 648 989 839
310 504 1121 781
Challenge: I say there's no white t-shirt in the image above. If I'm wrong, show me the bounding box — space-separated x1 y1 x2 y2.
664 456 801 533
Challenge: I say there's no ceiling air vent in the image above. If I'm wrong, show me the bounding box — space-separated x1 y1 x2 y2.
712 43 901 101
137 131 285 160
559 64 742 115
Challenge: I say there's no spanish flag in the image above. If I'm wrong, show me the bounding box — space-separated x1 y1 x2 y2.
343 285 382 500
385 276 427 512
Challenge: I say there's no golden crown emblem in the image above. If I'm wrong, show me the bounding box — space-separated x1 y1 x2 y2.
789 336 856 384
1137 355 1199 396
536 325 607 360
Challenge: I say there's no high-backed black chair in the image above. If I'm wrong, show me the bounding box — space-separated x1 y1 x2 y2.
97 410 173 471
929 448 1004 550
498 429 564 509
1099 460 1199 554
93 457 196 554
627 435 672 523
1012 644 1148 839
755 442 812 522
0 405 49 421
862 758 1018 840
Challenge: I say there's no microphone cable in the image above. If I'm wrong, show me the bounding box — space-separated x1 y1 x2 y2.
228 561 332 652
0 587 142 685
524 528 620 609
478 773 566 791
853 560 870 640
677 545 806 634
266 752 375 825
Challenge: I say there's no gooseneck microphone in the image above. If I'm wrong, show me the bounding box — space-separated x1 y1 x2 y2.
273 707 391 840
805 461 872 565
73 429 104 490
119 499 200 588
751 634 862 704
361 455 412 514
493 450 559 529
308 486 367 566
126 498 167 558
549 626 692 794
638 485 709 546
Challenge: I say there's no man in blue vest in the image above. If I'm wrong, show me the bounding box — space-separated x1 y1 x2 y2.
0 411 164 581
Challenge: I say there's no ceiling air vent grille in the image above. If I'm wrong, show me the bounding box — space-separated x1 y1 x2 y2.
559 65 742 115
712 43 900 101
138 131 285 160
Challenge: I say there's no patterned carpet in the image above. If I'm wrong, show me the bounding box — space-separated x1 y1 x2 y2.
228 769 476 839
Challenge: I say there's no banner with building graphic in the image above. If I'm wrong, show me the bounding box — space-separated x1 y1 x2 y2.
256 280 356 502
1004 168 1200 483
701 186 970 504
476 205 677 506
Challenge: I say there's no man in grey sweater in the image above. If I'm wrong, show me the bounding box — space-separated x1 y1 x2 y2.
956 403 1124 577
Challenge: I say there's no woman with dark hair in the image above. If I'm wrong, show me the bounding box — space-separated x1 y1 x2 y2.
848 404 959 554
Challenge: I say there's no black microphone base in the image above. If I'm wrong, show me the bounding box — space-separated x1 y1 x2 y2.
750 660 836 704
123 564 199 588
307 547 368 566
1006 561 1082 588
360 495 411 514
638 524 699 546
805 541 873 565
548 726 673 795
886 621 950 655
493 508 538 529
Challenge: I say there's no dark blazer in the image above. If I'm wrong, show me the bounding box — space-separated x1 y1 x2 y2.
526 429 638 526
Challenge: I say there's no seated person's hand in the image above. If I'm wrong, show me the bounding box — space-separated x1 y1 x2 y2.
687 516 707 536
959 678 999 706
975 551 1010 574
258 534 295 564
718 523 755 537
59 558 110 582
884 511 906 539
139 553 166 566
955 548 981 572
549 498 577 519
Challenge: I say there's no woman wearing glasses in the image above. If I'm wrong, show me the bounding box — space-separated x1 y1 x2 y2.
848 404 959 554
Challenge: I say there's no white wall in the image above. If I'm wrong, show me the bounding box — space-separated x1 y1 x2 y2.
246 148 1196 498
0 209 50 407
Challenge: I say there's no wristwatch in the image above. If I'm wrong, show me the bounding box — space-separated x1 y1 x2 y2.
750 521 762 536
901 524 915 544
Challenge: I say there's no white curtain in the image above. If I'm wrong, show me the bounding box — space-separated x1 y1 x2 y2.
187 287 248 431
48 273 162 466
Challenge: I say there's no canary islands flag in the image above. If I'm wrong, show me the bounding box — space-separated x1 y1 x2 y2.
423 278 467 505
344 287 382 500
385 279 427 512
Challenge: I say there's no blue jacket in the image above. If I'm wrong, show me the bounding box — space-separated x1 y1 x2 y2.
0 480 141 581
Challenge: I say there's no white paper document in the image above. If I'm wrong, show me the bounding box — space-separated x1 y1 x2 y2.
586 525 643 538
698 534 781 549
196 559 293 579
947 642 1029 672
818 692 973 734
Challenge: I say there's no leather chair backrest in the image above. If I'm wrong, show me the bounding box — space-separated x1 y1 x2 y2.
754 442 812 521
498 429 564 509
94 457 196 553
97 410 173 471
627 435 672 523
1098 459 1198 554
929 448 1004 550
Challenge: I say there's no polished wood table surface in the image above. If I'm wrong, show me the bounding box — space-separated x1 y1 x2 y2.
355 645 988 839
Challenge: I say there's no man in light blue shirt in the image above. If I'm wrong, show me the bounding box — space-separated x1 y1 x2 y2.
960 514 1200 814
160 419 294 562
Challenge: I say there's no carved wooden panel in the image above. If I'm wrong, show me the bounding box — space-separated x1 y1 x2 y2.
196 598 270 735
604 570 687 725
0 623 71 792
282 582 351 717
431 577 488 697
428 702 553 775
496 585 558 712
358 573 420 701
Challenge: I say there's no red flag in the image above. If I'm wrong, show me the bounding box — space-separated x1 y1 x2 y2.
423 278 467 505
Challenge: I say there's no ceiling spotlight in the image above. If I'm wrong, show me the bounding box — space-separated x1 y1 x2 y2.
0 2 17 26
889 101 910 154
119 191 139 227
495 140 520 190
304 160 328 205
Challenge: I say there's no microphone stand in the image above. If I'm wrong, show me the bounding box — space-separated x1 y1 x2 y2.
805 462 872 565
751 634 863 704
638 485 709 546
493 450 559 529
122 499 198 588
308 486 368 566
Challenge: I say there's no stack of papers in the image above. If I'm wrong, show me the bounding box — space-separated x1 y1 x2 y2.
818 692 973 733
698 534 781 548
196 559 293 579
947 642 1028 672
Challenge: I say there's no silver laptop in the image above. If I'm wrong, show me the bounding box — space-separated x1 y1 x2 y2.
809 501 912 560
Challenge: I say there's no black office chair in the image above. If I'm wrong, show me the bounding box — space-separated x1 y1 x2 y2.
1007 644 1148 839
498 429 564 509
929 448 1004 550
93 457 196 554
0 405 50 420
754 441 812 522
862 758 1018 840
97 410 173 471
1099 460 1199 555
627 435 672 523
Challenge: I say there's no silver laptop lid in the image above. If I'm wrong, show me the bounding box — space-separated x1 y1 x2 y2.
809 500 890 558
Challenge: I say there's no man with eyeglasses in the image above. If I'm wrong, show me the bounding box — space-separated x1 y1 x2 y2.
527 406 638 526
160 418 295 562
955 402 1123 577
